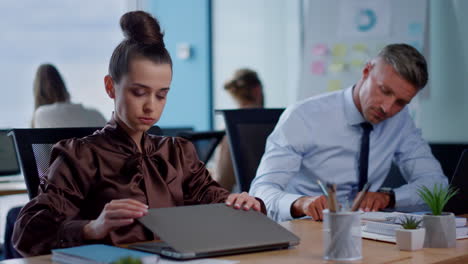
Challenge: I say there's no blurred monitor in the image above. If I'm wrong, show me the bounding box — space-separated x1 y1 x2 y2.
0 129 22 182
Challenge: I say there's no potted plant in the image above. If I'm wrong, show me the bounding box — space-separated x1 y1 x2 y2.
395 216 425 251
417 184 458 248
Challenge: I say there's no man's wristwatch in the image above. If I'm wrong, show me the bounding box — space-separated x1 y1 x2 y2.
377 187 395 208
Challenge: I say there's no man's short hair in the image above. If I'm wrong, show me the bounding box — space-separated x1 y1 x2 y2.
377 43 428 90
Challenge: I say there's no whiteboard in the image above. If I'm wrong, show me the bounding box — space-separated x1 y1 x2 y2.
298 0 427 100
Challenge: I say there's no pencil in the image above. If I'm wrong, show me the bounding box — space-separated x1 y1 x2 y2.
326 183 339 212
350 183 371 211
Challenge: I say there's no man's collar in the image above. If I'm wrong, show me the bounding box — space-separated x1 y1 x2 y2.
343 85 366 126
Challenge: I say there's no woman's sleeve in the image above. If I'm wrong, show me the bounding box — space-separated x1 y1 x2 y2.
12 139 97 256
177 138 231 205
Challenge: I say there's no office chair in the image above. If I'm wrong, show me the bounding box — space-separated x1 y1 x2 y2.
382 143 468 214
177 130 225 164
429 143 468 180
9 126 162 199
160 126 194 137
217 108 285 192
382 143 468 187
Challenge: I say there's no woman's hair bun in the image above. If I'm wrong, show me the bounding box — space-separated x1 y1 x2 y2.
120 11 165 46
224 79 238 91
224 68 260 91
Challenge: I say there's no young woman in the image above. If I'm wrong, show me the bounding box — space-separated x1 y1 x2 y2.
31 64 106 128
223 68 264 109
212 69 265 191
13 11 262 257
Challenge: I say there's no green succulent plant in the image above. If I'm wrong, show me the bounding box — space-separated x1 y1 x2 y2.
112 256 142 264
417 184 458 216
399 215 422 230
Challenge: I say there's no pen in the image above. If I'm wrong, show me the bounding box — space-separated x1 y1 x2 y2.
350 183 371 211
317 180 329 197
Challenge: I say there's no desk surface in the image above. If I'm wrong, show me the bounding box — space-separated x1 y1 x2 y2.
1 219 467 264
0 181 27 196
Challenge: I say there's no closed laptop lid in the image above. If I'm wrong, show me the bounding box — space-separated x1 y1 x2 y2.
137 203 299 254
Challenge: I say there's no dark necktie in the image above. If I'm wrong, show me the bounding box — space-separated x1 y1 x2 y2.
358 122 373 191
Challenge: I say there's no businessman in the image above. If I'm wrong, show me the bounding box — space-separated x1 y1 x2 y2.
249 43 447 221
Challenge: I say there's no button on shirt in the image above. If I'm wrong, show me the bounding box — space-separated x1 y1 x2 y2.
249 86 447 222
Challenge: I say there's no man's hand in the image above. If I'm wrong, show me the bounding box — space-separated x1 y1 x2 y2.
358 192 390 212
291 195 328 221
83 199 148 240
225 192 261 211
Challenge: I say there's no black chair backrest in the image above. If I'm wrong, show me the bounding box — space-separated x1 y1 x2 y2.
218 108 285 192
445 149 468 214
10 126 162 199
430 143 468 181
177 130 225 163
160 127 194 137
382 143 468 188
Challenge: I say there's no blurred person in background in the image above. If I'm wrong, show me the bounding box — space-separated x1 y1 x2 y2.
31 63 107 128
212 68 264 191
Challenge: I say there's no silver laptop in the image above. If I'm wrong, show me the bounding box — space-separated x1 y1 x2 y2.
130 203 300 259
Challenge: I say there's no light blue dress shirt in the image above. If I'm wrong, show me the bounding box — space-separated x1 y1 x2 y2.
249 86 447 222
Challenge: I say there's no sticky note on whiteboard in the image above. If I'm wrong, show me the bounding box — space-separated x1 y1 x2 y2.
350 59 364 70
312 43 328 56
353 43 368 53
329 61 346 73
311 61 326 75
332 44 347 57
327 80 342 92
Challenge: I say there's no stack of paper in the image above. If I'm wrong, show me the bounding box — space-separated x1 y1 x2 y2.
361 212 468 243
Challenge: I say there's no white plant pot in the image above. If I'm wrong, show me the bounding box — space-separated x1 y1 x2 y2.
395 228 425 251
423 213 456 248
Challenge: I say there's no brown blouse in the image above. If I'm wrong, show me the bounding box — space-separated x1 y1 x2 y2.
12 119 231 256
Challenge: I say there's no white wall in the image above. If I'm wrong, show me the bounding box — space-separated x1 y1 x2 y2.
212 0 301 129
419 0 468 142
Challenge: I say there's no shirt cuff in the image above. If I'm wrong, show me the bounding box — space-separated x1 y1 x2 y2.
278 193 304 222
254 197 267 215
394 187 417 209
58 220 90 248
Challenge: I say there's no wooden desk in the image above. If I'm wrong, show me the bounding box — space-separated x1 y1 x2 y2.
0 181 27 196
1 219 467 264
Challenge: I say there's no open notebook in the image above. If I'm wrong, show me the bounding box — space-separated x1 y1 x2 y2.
361 212 468 243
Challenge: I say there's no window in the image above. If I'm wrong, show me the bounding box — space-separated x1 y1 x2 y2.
0 0 136 128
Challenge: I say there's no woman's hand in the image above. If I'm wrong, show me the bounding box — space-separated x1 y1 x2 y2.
83 199 148 240
225 192 261 212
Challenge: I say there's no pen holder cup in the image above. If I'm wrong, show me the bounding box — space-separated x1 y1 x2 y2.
323 210 362 261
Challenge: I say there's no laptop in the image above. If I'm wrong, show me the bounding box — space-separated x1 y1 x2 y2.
445 149 468 214
0 129 22 182
130 203 300 259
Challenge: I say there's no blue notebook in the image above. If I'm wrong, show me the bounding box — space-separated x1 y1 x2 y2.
52 244 159 264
